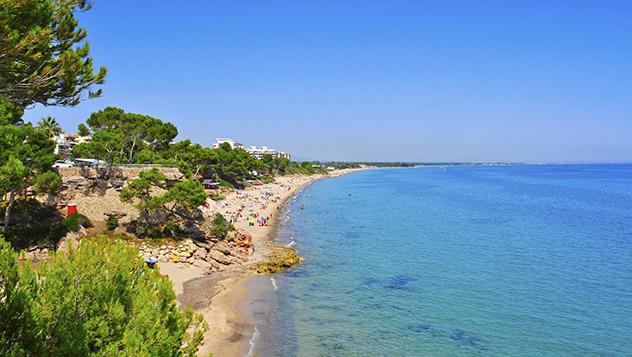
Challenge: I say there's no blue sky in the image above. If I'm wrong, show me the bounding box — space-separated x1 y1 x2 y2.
23 1 632 162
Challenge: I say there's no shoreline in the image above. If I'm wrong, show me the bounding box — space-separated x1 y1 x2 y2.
165 169 363 356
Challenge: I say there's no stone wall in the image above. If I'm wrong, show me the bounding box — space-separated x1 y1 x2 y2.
57 166 183 181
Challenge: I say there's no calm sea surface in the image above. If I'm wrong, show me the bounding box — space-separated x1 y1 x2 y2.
257 165 632 356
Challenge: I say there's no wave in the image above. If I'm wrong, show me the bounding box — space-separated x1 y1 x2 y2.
246 325 260 357
270 277 278 290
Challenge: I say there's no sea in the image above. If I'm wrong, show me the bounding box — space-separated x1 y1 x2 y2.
251 164 632 356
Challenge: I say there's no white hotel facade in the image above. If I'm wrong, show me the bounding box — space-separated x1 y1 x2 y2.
211 138 290 160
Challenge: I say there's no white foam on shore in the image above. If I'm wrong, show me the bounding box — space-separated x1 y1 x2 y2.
246 325 260 357
270 277 278 290
286 236 296 247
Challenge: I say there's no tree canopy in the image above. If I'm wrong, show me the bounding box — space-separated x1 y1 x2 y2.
0 0 106 108
120 169 207 238
73 107 177 164
0 123 60 228
0 236 206 355
36 116 62 138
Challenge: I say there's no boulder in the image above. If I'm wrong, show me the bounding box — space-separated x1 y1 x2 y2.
255 246 301 274
208 250 234 265
214 241 231 255
192 259 212 270
194 247 207 258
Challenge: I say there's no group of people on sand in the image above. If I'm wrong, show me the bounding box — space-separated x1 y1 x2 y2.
202 178 315 228
221 190 284 225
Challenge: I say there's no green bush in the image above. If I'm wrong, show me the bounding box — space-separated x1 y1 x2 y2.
62 213 91 233
209 213 234 240
105 215 119 231
208 193 225 201
0 236 207 355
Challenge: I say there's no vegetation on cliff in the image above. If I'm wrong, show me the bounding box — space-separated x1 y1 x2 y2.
120 169 207 238
209 213 235 240
0 236 206 355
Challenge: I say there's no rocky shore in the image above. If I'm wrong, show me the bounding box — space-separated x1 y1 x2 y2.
136 230 255 271
254 246 302 274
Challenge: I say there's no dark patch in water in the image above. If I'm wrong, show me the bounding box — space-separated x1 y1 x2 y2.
286 270 309 278
361 277 380 286
319 341 346 352
450 329 484 347
391 304 414 313
344 231 361 240
408 323 432 332
385 275 417 289
407 323 444 337
313 263 337 270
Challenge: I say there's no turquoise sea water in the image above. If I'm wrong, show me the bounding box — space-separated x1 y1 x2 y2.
258 165 632 356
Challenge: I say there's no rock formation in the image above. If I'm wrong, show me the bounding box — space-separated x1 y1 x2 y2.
136 231 254 272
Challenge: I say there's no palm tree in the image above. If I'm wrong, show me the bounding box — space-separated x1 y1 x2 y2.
37 116 62 138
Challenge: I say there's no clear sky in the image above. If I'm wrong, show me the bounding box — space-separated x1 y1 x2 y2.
23 1 632 162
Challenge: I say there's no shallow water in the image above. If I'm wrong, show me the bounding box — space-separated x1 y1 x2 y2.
259 165 632 356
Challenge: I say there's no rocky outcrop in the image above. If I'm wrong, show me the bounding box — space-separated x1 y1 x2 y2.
136 231 254 272
254 246 301 274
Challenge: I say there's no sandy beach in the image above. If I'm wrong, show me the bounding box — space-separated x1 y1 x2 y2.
160 169 361 356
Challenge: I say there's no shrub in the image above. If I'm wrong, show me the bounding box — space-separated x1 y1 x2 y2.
62 213 91 233
105 215 119 231
0 236 207 355
208 193 225 201
209 213 234 240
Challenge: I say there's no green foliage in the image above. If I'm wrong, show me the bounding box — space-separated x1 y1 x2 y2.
73 107 177 164
36 116 62 138
209 213 234 240
61 212 91 233
165 180 207 208
164 179 207 211
208 193 225 201
153 139 262 187
0 199 63 249
121 170 206 238
0 98 23 126
77 123 90 137
0 123 57 228
33 170 62 195
285 161 327 175
0 0 107 108
0 235 207 355
120 169 167 207
105 215 119 231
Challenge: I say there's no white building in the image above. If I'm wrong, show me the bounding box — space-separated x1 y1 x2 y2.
247 145 291 160
211 138 244 149
54 133 92 157
211 137 291 160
